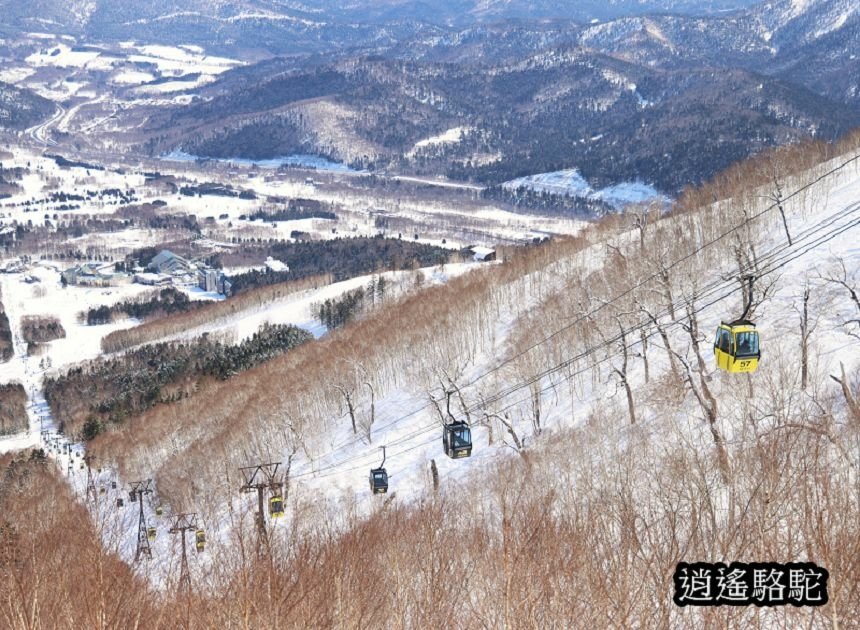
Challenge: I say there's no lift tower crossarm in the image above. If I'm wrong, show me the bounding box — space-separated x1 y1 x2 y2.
239 462 282 554
169 513 199 593
83 453 98 504
128 479 154 562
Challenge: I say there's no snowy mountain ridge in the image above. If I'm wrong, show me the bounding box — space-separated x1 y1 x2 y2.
753 0 860 45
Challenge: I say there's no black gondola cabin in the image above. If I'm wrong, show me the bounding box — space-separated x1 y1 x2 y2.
443 421 472 459
369 468 388 494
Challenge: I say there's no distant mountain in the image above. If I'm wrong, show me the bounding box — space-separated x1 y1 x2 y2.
753 0 860 105
394 0 860 105
7 0 855 196
0 0 385 54
140 0 860 193
565 0 860 104
144 49 857 193
0 82 54 131
3 0 853 68
303 0 761 24
0 0 761 54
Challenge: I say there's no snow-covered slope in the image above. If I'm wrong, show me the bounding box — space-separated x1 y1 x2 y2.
0 143 853 630
503 168 669 210
279 150 860 509
754 0 860 45
64 138 860 554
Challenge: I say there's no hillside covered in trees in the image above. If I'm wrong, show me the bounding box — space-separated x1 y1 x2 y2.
225 236 451 294
0 383 26 436
45 323 312 439
0 294 11 363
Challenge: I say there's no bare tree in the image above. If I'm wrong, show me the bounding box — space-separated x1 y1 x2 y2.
612 317 636 426
679 289 708 376
638 329 649 384
792 284 818 391
764 160 793 245
821 256 860 341
657 255 676 321
829 363 860 427
482 409 524 454
529 381 542 436
332 384 358 435
363 380 375 443
628 203 654 252
638 301 680 382
675 352 730 484
429 459 439 493
429 392 449 428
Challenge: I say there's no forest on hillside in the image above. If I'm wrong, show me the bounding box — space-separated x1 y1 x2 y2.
0 293 11 363
224 236 451 294
0 383 26 436
84 287 201 326
20 315 65 354
45 323 312 439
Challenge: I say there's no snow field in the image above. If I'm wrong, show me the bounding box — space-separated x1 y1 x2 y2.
503 167 669 210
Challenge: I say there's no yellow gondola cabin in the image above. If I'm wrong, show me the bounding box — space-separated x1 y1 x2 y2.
269 496 284 518
713 320 760 373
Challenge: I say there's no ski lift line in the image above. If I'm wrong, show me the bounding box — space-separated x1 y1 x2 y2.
387 207 860 431
442 195 857 428
290 211 860 480
306 433 441 481
471 214 860 413
306 228 849 484
321 402 428 457
476 212 860 406
296 188 848 477
295 266 836 479
457 154 860 391
479 284 751 417
469 204 860 407
309 170 860 461
284 195 860 479
309 406 375 455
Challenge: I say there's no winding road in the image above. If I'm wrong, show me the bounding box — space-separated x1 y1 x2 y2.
26 103 65 147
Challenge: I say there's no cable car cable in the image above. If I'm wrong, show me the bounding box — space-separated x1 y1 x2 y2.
471 212 860 412
289 197 860 479
307 182 860 466
294 210 860 480
326 184 860 456
457 156 860 391
291 209 860 480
